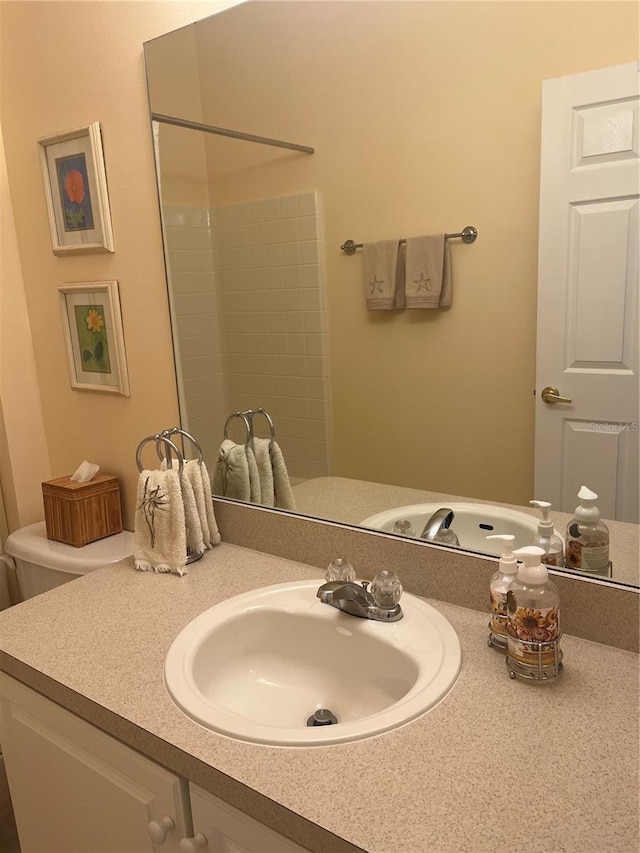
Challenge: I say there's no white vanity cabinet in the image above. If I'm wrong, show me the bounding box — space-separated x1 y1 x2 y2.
188 783 309 853
0 676 309 853
0 675 190 852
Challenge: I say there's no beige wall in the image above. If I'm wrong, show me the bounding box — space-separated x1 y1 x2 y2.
175 0 636 505
0 1 237 530
0 124 51 530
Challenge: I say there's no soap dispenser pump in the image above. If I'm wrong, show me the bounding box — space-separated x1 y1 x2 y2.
486 534 517 651
506 546 562 681
529 500 564 567
565 486 610 573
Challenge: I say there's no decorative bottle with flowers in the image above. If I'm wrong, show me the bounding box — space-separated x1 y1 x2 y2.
506 546 562 679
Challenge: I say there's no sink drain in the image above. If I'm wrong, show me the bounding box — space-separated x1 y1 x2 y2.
306 708 338 727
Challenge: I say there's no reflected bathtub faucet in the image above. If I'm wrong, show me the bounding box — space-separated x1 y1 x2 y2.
420 508 460 547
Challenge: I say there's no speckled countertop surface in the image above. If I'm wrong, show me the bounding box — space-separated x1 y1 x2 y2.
293 477 640 587
0 544 638 853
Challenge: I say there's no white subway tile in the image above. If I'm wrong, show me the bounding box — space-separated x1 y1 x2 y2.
283 242 301 266
285 290 303 311
264 244 284 267
298 216 318 241
281 218 300 242
264 220 282 244
300 241 319 265
286 311 305 333
250 245 266 268
300 265 320 288
279 196 298 218
283 266 301 288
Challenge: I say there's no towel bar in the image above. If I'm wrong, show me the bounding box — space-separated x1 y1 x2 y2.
340 226 478 255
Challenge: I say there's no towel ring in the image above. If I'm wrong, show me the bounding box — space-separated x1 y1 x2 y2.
250 408 276 450
223 412 253 449
136 434 184 475
156 427 203 465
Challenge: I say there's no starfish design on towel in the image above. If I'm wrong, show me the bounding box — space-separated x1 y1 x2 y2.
414 273 431 292
369 275 385 294
139 477 169 548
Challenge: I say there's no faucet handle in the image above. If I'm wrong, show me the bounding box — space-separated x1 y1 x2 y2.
326 557 356 582
371 570 403 608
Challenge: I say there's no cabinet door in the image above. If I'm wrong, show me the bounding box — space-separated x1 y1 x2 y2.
0 675 189 853
189 783 310 853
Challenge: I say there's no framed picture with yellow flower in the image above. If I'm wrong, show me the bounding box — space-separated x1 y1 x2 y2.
58 282 129 396
38 122 114 255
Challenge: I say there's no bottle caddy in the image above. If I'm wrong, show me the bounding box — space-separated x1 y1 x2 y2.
506 546 562 681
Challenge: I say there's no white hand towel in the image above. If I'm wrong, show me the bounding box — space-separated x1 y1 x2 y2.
212 439 251 501
134 469 187 576
271 441 297 511
180 469 206 557
246 443 261 504
363 239 405 310
200 461 221 546
253 437 275 507
405 234 452 308
185 459 221 548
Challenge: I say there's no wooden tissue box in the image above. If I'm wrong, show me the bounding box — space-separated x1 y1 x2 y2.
42 474 122 547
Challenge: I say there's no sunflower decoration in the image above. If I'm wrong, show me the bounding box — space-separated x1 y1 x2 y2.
513 607 554 642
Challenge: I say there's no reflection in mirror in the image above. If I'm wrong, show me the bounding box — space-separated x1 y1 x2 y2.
144 1 639 587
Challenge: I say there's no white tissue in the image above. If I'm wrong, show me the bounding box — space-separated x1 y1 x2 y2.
70 460 100 483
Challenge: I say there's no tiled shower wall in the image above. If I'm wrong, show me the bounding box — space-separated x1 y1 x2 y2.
163 192 331 483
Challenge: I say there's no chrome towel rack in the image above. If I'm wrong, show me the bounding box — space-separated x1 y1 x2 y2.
224 408 277 451
135 427 206 566
340 225 478 255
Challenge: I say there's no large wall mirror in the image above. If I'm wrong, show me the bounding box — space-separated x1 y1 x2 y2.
144 0 639 588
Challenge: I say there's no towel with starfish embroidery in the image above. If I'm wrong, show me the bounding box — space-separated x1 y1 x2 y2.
405 234 452 308
212 439 261 503
134 469 187 575
363 239 405 310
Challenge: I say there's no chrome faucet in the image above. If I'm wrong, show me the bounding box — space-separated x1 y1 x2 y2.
420 508 459 544
317 574 403 622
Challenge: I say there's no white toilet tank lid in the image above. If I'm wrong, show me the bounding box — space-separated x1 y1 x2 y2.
4 522 134 574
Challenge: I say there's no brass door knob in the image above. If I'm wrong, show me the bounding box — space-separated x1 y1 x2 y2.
541 386 572 404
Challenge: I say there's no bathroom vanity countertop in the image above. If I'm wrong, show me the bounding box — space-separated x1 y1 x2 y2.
293 476 640 587
0 544 638 853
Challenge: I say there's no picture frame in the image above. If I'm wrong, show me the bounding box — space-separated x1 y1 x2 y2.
58 282 130 396
39 122 114 255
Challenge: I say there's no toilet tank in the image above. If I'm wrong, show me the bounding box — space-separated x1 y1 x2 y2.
4 522 134 601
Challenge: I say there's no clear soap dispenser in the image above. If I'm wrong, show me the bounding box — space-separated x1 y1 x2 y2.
486 534 518 651
529 500 564 567
565 486 610 573
506 545 562 681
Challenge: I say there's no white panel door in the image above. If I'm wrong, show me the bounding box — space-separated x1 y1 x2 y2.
189 783 311 853
0 676 189 853
535 62 639 521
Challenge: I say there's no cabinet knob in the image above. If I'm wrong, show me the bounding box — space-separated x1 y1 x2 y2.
148 816 175 844
180 833 208 852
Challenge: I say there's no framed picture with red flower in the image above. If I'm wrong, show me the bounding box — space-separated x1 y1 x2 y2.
58 282 130 396
38 123 114 255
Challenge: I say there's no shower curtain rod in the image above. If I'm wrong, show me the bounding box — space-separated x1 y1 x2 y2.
151 113 314 154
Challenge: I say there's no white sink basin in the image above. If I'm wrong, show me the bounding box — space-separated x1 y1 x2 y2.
361 502 559 556
164 580 461 746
